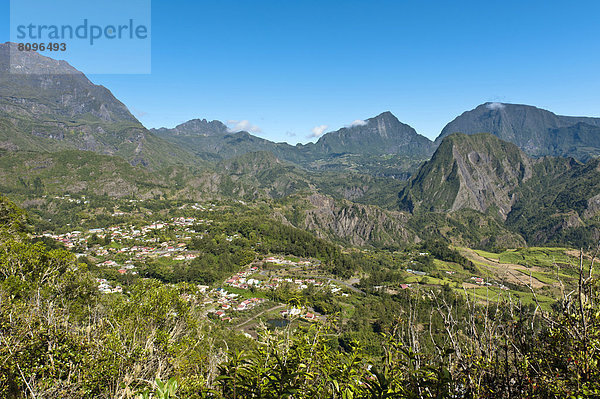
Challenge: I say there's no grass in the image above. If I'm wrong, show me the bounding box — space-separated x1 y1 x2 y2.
339 302 356 319
497 247 577 269
473 249 501 260
459 286 555 312
222 286 269 299
432 259 466 273
468 247 583 271
515 269 559 285
403 274 448 286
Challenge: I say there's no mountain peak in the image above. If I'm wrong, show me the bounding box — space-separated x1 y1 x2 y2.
171 118 228 136
309 111 434 157
0 42 81 75
399 133 533 218
0 43 195 167
436 102 600 159
371 110 396 120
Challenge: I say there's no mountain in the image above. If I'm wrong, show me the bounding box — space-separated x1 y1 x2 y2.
400 132 600 247
435 102 600 160
280 193 419 247
506 157 600 245
302 111 435 158
0 150 180 199
152 118 229 137
154 111 433 177
152 122 303 163
0 42 195 167
399 133 533 219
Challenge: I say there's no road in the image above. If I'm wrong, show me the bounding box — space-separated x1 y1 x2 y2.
259 269 365 295
235 304 286 330
317 276 366 295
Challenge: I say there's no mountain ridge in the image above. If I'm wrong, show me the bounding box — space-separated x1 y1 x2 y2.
0 42 197 167
435 102 600 160
153 111 434 176
299 111 435 158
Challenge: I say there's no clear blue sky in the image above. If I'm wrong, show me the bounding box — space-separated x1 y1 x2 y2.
3 0 600 143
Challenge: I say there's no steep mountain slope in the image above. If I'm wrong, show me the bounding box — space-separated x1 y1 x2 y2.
435 102 600 160
0 42 195 167
407 209 526 249
211 151 313 198
400 132 600 247
302 111 435 158
399 133 533 219
274 193 419 248
506 157 600 245
154 111 433 177
204 151 407 204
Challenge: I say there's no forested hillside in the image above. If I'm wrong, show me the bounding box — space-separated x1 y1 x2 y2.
1 195 599 398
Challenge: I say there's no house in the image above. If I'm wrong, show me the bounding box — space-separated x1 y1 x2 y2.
197 285 209 293
289 308 302 316
102 260 118 267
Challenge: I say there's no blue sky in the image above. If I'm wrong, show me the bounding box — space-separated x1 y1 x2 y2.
3 0 600 143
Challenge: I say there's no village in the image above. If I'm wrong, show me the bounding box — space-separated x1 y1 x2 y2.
37 208 517 331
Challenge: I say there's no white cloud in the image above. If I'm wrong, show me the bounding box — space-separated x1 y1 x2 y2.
227 120 262 133
348 119 367 127
486 102 505 110
308 124 328 138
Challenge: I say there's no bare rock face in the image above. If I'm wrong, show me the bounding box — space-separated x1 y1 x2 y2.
302 194 418 247
449 144 532 218
400 133 533 220
584 193 600 219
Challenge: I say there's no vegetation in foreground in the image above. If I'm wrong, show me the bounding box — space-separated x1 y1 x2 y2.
1 195 599 398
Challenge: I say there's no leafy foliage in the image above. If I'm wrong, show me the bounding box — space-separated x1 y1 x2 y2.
1 195 600 398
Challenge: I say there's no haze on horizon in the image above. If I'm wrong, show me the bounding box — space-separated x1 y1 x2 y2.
2 0 600 144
